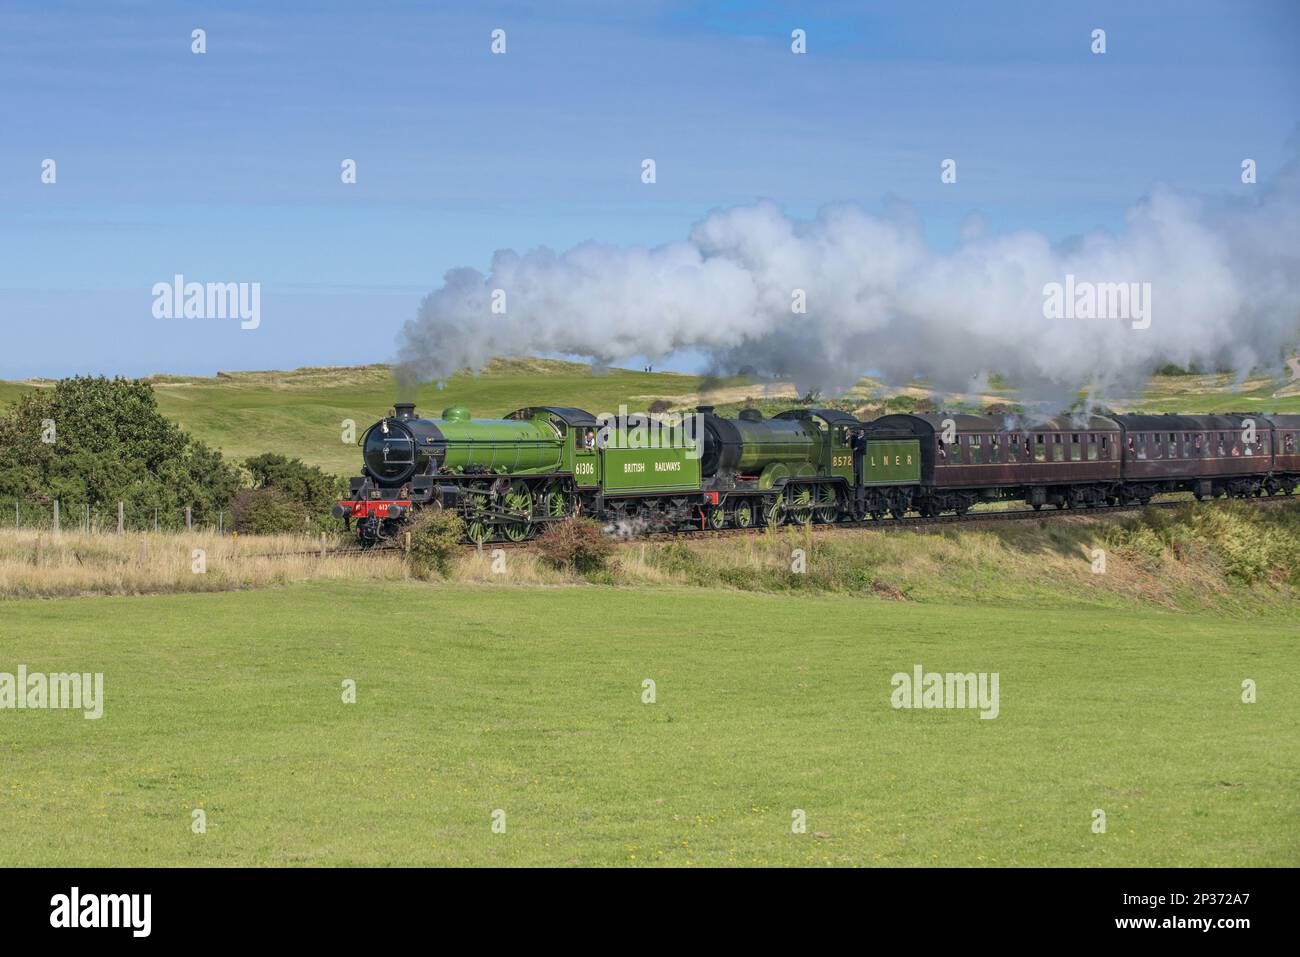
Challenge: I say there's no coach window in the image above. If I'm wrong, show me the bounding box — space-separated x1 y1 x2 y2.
1100 435 1109 460
1261 433 1270 454
989 435 1001 463
1135 434 1146 460
1286 433 1296 453
936 436 948 462
1086 434 1098 461
1005 437 1016 462
1070 434 1082 461
969 434 983 464
1050 434 1063 462
1034 435 1046 462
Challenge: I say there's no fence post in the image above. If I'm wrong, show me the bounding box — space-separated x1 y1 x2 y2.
404 531 411 552
13 501 17 530
153 508 158 533
84 503 90 533
185 506 192 531
117 502 124 535
218 511 223 535
320 531 327 557
53 499 60 534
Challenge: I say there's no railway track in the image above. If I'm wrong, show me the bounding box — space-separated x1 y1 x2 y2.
482 491 1297 550
245 492 1296 558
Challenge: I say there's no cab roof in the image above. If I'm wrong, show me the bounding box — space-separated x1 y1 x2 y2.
507 406 599 427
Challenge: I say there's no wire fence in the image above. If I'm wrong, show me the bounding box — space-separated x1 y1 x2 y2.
5 498 318 537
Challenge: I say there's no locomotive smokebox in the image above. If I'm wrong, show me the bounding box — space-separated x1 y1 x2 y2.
394 402 416 420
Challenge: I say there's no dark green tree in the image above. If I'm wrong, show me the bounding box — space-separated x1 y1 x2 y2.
0 376 241 526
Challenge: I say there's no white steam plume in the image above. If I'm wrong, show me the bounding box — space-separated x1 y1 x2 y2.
396 160 1300 408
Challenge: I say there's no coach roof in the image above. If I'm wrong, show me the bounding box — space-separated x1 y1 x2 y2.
1110 413 1254 432
871 413 1121 434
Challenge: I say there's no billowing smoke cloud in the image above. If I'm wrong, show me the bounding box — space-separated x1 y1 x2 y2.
396 160 1300 409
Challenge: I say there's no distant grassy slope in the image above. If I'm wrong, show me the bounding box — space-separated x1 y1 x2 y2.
1126 368 1300 414
149 359 724 476
4 359 1299 476
0 359 719 477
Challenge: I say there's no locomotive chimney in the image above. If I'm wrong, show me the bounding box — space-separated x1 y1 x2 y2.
394 402 416 420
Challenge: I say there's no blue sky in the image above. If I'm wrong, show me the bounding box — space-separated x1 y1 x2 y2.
1 0 1296 378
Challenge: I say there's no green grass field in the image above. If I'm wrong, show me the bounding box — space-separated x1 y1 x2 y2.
1 580 1294 866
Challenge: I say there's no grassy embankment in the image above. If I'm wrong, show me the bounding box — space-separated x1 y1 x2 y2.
3 501 1298 619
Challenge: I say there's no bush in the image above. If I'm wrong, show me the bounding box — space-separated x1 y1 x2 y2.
536 516 615 574
230 488 308 535
0 376 241 524
243 452 346 532
406 507 465 578
648 399 672 414
652 540 704 578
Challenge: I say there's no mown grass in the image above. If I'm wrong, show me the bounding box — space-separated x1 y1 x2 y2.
0 580 1294 866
